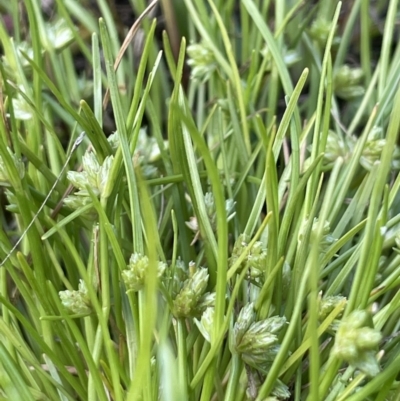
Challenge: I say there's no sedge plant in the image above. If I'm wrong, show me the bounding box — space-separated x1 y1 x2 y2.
0 0 400 400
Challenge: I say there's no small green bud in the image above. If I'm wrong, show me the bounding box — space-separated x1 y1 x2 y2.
260 315 288 335
194 307 214 343
107 132 120 150
350 310 373 329
193 292 216 316
173 266 209 317
360 127 400 171
187 42 217 82
323 130 355 169
229 234 267 279
247 241 267 278
309 18 340 48
63 195 95 214
234 306 286 355
319 295 347 321
271 379 291 399
65 154 114 209
353 352 381 377
122 253 166 292
332 310 382 377
67 170 90 194
59 280 92 314
226 199 236 220
168 258 189 297
67 153 114 196
334 65 364 99
46 19 74 51
233 305 287 374
338 342 358 360
98 156 114 195
234 303 256 345
4 190 19 213
242 344 281 366
356 327 382 349
236 323 279 354
229 234 249 269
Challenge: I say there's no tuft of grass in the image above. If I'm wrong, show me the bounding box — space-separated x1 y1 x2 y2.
0 0 400 400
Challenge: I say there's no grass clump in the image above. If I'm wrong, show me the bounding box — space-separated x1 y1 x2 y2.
0 0 400 400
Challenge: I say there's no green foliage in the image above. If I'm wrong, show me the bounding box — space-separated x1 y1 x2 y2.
0 0 400 400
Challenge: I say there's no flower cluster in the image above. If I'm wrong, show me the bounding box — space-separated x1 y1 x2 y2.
171 261 214 318
64 152 114 209
323 130 355 169
309 18 341 49
45 19 74 52
360 126 400 171
332 310 382 377
59 280 92 315
232 303 289 399
121 253 167 292
319 295 347 321
229 234 267 279
187 41 218 82
334 65 364 99
319 295 347 332
194 307 214 343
